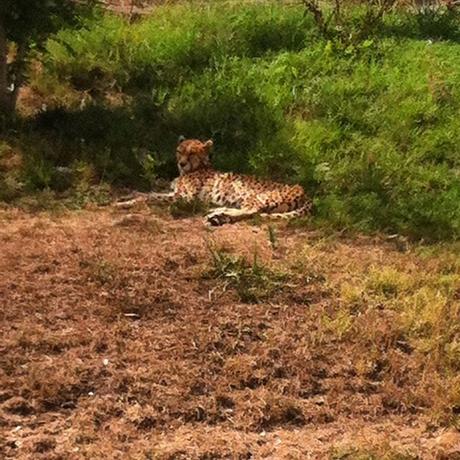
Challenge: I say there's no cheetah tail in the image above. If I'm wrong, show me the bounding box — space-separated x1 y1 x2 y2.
114 192 174 209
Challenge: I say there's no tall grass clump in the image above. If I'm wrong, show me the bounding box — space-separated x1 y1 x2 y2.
17 1 460 239
204 242 288 303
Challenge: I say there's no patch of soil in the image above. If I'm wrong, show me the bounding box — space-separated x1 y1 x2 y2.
0 206 458 459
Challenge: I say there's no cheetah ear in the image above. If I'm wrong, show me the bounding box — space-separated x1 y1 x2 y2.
204 139 213 150
177 135 186 145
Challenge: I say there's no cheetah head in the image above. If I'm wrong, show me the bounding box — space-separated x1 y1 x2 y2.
176 136 213 175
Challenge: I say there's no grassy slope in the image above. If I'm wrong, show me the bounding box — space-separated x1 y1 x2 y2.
5 2 460 239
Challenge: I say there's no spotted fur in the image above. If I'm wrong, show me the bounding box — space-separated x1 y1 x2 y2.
116 138 312 226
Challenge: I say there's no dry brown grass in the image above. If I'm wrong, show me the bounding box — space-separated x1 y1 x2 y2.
1 205 460 459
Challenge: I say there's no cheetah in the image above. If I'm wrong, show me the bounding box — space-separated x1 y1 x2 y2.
116 137 312 226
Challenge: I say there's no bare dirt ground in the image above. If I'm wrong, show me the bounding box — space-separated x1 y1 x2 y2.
1 205 460 459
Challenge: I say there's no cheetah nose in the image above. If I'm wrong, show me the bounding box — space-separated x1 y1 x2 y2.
179 161 187 168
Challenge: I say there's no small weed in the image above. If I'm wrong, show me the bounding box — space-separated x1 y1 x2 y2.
320 308 354 341
399 287 450 344
260 396 306 429
267 224 278 250
340 281 365 306
0 144 24 202
366 267 412 299
0 173 25 202
79 256 117 285
204 241 287 303
69 183 112 209
14 189 66 213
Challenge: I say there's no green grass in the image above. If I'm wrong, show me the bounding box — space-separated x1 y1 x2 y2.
204 242 288 303
12 2 460 240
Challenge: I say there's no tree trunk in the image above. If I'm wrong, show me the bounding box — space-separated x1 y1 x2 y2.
0 17 13 118
10 43 26 114
0 16 20 121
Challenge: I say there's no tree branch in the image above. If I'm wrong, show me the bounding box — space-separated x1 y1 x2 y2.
303 0 327 35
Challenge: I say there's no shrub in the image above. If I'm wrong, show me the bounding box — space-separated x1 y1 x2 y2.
302 0 398 46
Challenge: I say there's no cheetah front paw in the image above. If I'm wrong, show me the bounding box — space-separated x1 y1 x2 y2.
204 209 233 226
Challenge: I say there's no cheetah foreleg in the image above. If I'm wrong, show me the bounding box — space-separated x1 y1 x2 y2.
205 207 258 226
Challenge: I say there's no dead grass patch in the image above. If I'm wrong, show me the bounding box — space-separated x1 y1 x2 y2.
1 208 460 458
